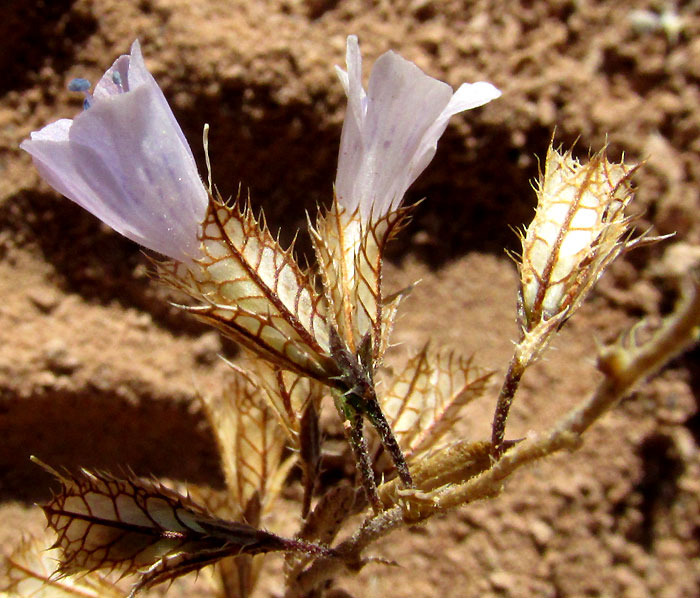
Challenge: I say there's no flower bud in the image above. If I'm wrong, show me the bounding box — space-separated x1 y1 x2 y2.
518 145 637 333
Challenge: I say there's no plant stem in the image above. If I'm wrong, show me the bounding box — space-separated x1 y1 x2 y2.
285 506 405 598
490 354 526 459
364 396 413 488
446 275 700 510
490 311 567 460
333 392 381 514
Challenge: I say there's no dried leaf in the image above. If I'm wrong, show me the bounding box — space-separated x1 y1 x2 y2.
296 485 357 546
127 547 241 598
1 535 122 598
185 485 235 521
380 345 493 460
159 197 336 381
198 360 321 598
309 205 360 352
299 401 322 519
200 370 289 523
284 485 358 583
377 283 417 360
37 464 322 594
353 210 407 362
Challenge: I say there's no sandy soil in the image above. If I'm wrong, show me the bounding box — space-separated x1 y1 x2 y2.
0 1 698 597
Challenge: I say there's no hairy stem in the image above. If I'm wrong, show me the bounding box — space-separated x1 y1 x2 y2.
490 310 569 459
489 355 526 459
333 392 381 514
596 275 700 393
446 275 700 509
364 397 413 488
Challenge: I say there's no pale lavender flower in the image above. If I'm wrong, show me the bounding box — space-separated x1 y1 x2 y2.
21 40 208 262
335 35 501 221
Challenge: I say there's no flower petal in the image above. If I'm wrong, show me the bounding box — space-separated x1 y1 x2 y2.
95 41 195 158
343 35 366 126
409 82 502 186
69 85 207 260
28 118 72 142
21 41 208 262
361 51 454 219
334 36 501 221
336 48 453 219
20 122 110 226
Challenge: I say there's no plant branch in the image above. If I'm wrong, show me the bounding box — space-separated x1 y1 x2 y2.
490 312 565 458
443 274 700 509
489 354 526 459
287 274 699 595
285 506 405 598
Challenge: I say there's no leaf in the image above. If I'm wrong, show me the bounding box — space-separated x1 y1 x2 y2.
1 535 122 598
298 400 322 518
185 485 236 521
380 345 493 460
159 197 336 381
243 361 324 514
352 209 408 363
36 463 320 593
127 548 250 598
310 201 409 364
309 205 360 353
519 145 639 330
199 370 290 523
227 360 325 520
296 485 358 546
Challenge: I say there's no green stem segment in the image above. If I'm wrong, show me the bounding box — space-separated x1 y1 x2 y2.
329 328 413 508
333 393 382 514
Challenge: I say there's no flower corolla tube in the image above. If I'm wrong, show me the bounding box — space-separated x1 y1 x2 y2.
21 40 208 262
334 35 501 221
